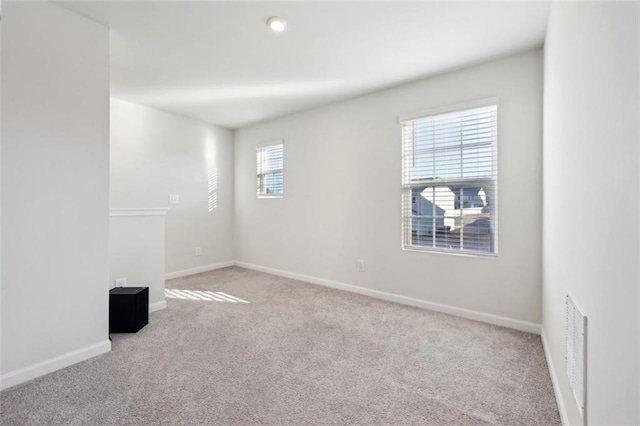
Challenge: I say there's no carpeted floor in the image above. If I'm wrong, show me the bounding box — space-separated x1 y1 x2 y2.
0 266 560 425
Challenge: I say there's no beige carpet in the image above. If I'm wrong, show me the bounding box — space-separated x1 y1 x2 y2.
1 266 560 425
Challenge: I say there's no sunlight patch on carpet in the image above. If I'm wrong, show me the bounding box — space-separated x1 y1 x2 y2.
165 289 250 303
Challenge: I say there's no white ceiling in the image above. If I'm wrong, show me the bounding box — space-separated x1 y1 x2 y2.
58 1 550 129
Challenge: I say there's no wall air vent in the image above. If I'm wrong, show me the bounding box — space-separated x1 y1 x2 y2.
566 292 587 423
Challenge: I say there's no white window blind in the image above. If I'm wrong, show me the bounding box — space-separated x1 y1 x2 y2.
401 103 498 255
257 142 284 197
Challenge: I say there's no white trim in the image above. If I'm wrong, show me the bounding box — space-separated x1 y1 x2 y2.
403 245 499 259
165 261 234 280
541 327 570 426
399 96 499 123
149 300 167 313
256 138 284 149
234 261 541 334
0 340 111 390
257 195 284 199
110 208 169 217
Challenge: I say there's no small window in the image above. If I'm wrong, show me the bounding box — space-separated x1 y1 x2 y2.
401 102 498 255
257 141 284 197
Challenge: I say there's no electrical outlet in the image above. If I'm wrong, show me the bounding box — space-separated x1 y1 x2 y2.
115 277 127 287
195 247 202 256
169 194 180 204
356 259 365 272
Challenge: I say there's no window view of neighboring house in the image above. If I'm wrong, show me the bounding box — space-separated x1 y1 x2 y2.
257 142 284 197
401 103 498 254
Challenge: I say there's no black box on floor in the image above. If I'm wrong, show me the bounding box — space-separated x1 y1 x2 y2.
109 287 149 333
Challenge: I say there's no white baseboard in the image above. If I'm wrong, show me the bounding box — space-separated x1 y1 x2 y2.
165 261 234 280
541 327 570 426
0 340 111 391
234 261 541 334
149 300 167 313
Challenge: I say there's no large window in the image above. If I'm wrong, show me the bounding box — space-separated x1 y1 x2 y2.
401 102 498 255
257 141 284 197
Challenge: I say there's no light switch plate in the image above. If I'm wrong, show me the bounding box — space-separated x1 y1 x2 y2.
169 194 180 204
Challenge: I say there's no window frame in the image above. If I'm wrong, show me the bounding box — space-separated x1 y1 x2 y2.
256 140 284 198
400 99 499 257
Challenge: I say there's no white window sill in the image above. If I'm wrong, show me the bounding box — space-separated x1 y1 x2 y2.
402 245 498 259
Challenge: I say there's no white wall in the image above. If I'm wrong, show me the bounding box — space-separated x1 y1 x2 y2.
0 0 4 380
109 211 167 312
234 50 543 327
1 1 110 387
542 2 639 425
110 99 234 276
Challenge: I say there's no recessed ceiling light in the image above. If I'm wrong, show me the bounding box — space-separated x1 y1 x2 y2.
267 16 287 32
